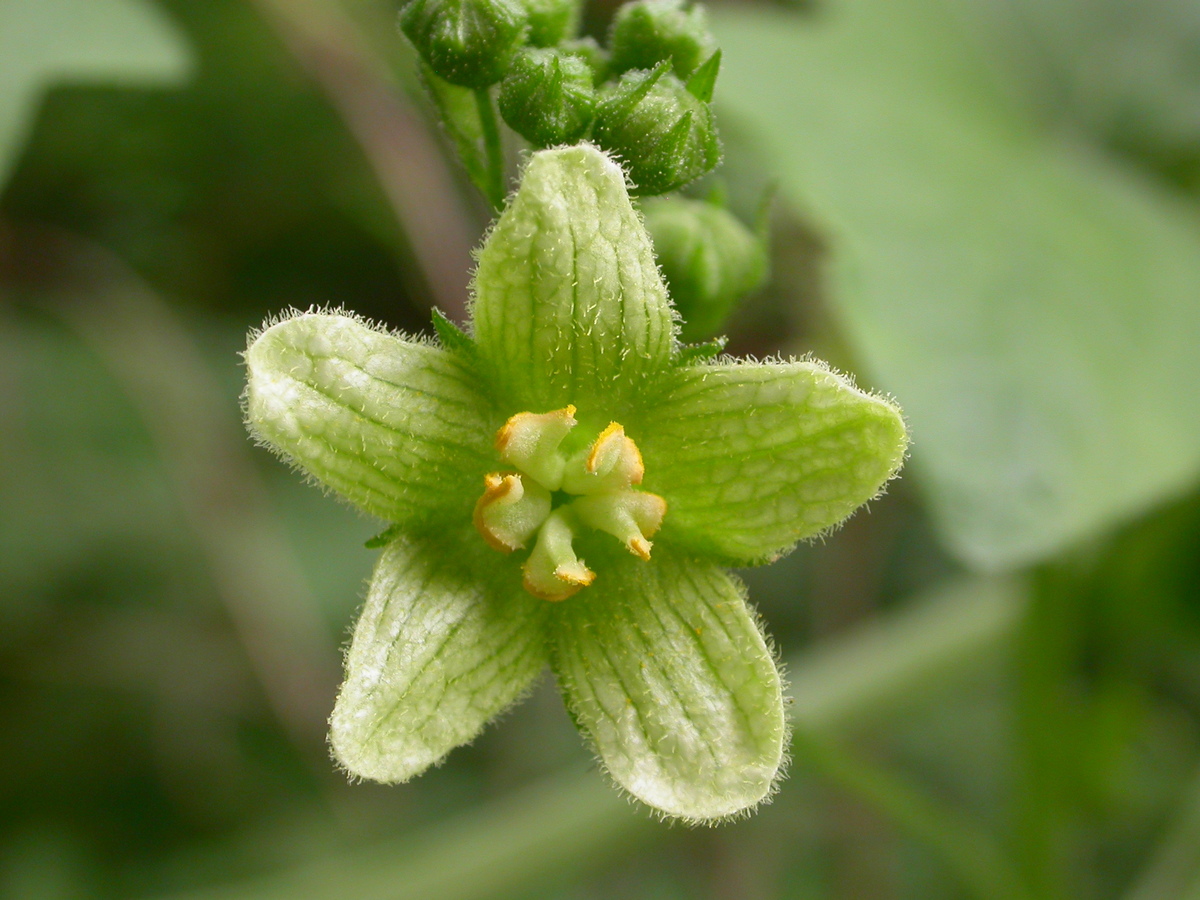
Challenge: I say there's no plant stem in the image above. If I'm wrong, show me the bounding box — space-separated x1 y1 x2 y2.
475 87 505 211
1012 568 1087 900
251 0 477 319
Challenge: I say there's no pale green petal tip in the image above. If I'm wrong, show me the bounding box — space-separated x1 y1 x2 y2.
555 551 788 823
854 383 910 493
329 537 550 784
329 697 438 785
615 694 789 825
244 309 494 524
520 140 633 195
243 309 371 452
470 142 677 408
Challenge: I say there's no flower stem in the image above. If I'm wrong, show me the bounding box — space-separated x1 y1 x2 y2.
475 87 505 211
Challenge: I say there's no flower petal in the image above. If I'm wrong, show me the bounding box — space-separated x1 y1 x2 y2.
471 143 676 412
551 544 786 821
638 361 908 564
330 531 549 783
245 312 495 525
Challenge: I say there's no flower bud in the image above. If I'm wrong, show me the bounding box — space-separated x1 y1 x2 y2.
607 0 717 81
499 48 597 146
560 36 609 85
399 0 527 89
518 0 581 47
591 62 720 195
642 195 768 340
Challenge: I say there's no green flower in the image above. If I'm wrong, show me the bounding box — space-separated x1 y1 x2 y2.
243 143 907 822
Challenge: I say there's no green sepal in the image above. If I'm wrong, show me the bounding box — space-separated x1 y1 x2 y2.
364 523 405 549
400 0 527 89
471 144 677 413
498 48 596 147
675 334 727 364
592 62 721 196
517 0 580 47
607 0 718 81
331 532 551 783
638 360 909 564
642 194 767 341
684 48 720 103
244 312 495 526
551 544 786 821
431 306 475 356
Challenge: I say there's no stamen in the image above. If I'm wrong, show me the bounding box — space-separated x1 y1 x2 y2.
478 410 666 598
571 490 667 560
473 472 552 552
495 406 577 490
522 508 595 601
561 422 645 494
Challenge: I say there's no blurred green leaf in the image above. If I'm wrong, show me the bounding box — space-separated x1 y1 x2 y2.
0 0 191 190
952 0 1200 168
717 0 1200 570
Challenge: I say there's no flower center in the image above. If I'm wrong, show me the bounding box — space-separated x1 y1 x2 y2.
473 406 667 601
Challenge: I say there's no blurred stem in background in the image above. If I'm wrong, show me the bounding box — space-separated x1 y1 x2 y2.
246 0 479 321
792 730 1031 900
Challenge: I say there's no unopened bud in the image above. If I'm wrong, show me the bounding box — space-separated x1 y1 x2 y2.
499 48 597 147
518 0 581 47
643 195 768 340
400 0 527 89
591 62 720 195
560 37 609 85
608 0 717 81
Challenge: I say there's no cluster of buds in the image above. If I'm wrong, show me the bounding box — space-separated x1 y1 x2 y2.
402 0 723 195
641 190 770 340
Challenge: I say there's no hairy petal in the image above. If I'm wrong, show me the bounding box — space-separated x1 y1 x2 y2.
638 361 908 563
551 544 786 821
331 532 549 783
471 143 676 413
244 312 495 525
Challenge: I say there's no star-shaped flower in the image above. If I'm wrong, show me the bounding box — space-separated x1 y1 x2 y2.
244 143 907 822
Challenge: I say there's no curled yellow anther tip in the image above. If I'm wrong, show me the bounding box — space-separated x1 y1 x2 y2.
628 536 653 561
473 473 522 552
583 422 645 485
473 471 552 553
557 562 596 588
522 562 595 602
495 405 577 453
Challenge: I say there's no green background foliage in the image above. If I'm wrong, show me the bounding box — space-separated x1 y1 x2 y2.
2 0 1200 897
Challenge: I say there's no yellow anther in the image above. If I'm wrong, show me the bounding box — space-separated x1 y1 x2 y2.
587 423 645 482
572 490 667 561
495 406 577 490
476 409 665 599
562 422 645 495
472 472 552 552
522 509 595 601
